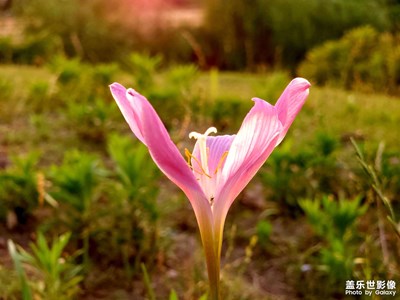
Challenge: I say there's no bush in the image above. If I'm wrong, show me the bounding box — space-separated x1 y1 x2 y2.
298 26 400 94
203 0 272 69
8 232 83 300
66 98 117 144
48 56 120 107
210 95 252 130
252 71 291 103
260 132 348 212
204 0 390 69
11 0 195 65
0 153 40 227
299 196 367 283
48 150 106 269
12 0 135 63
267 0 389 67
89 134 162 278
125 53 202 128
0 34 60 65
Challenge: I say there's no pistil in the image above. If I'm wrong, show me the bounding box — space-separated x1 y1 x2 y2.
189 127 217 175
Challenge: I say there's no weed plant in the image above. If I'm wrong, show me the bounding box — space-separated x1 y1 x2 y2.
105 134 161 278
0 153 40 227
1 63 399 298
299 26 400 94
8 232 82 300
66 98 117 144
299 196 368 295
0 265 21 299
48 150 106 270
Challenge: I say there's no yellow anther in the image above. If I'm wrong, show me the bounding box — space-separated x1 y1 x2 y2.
185 148 211 178
214 151 229 174
185 148 192 166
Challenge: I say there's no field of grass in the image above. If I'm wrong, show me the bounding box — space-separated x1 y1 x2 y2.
2 65 399 151
0 63 399 299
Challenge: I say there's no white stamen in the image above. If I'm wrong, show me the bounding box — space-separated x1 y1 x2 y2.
189 127 217 175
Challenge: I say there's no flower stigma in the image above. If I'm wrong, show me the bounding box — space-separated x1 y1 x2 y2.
186 127 230 206
189 127 217 176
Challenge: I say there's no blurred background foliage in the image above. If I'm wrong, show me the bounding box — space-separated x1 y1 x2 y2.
1 0 400 299
0 0 400 94
0 0 398 73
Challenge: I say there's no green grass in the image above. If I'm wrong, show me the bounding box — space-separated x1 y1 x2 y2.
0 64 53 87
1 64 399 157
1 63 399 299
296 85 400 152
198 70 400 151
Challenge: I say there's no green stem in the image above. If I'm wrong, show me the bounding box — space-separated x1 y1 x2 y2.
204 244 220 300
198 221 221 300
191 194 222 300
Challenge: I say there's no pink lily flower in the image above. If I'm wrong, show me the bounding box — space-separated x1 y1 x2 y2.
110 78 310 299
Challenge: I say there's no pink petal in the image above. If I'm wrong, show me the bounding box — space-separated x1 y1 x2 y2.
109 83 211 215
274 77 311 144
191 135 236 175
111 84 216 273
110 83 146 144
212 98 282 260
214 99 282 212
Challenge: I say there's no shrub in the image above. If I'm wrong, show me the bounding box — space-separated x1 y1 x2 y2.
259 140 311 213
252 71 291 103
102 134 161 276
0 34 60 65
49 150 106 269
204 0 390 69
126 52 163 91
91 63 120 86
12 0 194 64
12 0 136 63
125 53 202 128
27 80 52 113
49 56 86 85
298 26 400 94
203 0 272 69
48 56 119 106
8 232 83 300
299 196 368 291
66 97 117 144
210 95 252 130
260 132 346 214
0 153 40 227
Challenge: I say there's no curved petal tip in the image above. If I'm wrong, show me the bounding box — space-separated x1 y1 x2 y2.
291 77 311 90
274 77 311 144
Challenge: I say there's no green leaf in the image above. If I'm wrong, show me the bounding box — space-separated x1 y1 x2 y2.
141 263 156 300
169 289 179 300
198 293 208 300
7 240 33 300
